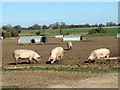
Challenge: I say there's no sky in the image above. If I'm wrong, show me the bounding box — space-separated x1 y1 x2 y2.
2 2 118 27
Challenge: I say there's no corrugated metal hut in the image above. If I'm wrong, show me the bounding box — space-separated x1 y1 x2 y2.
55 35 64 38
18 36 48 44
0 37 3 39
117 33 120 38
63 35 82 41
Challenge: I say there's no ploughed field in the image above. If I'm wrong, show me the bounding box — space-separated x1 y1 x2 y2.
2 36 118 68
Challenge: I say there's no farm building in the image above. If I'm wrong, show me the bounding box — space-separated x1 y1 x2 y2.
18 36 48 44
0 37 3 39
117 33 120 38
63 35 82 41
55 35 64 38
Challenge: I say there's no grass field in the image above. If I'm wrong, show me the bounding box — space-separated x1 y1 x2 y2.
21 27 118 36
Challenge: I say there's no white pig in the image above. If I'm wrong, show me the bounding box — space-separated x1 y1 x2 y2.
67 41 72 50
47 47 64 64
13 49 41 65
88 48 110 61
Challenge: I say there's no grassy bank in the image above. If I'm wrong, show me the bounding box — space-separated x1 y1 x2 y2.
1 66 119 72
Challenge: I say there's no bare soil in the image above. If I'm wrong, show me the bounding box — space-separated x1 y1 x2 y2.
2 36 118 67
2 36 119 88
2 71 118 88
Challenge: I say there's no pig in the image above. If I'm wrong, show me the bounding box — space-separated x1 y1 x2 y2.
67 41 72 50
13 49 41 65
47 47 64 64
88 48 110 62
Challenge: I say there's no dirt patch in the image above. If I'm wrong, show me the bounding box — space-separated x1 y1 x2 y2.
2 36 118 67
2 71 118 88
2 36 118 88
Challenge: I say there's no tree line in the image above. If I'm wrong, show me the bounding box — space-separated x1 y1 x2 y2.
24 22 118 30
1 22 119 38
2 24 21 38
3 22 118 30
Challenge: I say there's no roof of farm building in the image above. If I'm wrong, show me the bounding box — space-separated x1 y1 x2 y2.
55 35 64 38
18 36 47 44
117 33 120 38
63 35 82 41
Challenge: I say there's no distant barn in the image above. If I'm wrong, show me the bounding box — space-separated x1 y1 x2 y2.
63 35 82 41
18 36 48 44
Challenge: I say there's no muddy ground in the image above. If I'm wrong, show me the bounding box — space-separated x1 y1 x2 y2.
2 71 118 88
2 36 119 88
2 36 118 67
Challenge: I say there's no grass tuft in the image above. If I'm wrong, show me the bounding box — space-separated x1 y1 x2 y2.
1 66 120 72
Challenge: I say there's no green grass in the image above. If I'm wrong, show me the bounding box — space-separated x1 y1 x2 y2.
46 28 91 34
21 30 40 34
87 28 118 36
21 28 91 35
20 27 118 36
1 66 119 72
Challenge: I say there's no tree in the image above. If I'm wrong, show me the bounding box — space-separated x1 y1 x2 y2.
2 31 11 38
99 24 103 27
55 22 59 29
60 22 66 28
14 25 22 34
29 24 41 30
106 22 117 26
48 24 53 29
2 24 15 31
85 24 91 27
94 24 98 27
42 25 48 29
14 25 22 30
69 24 74 28
2 24 20 38
48 22 66 29
11 31 19 37
48 23 57 29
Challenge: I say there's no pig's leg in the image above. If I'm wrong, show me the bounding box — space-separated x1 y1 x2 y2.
14 56 19 65
51 59 55 64
29 57 33 64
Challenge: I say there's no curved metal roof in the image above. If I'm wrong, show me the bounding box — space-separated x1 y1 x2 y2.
63 35 82 41
18 36 47 44
117 33 120 38
55 35 64 38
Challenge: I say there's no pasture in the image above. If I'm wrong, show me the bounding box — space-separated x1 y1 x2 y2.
20 27 118 36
